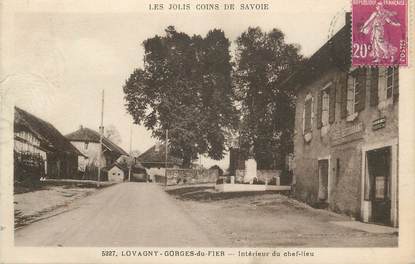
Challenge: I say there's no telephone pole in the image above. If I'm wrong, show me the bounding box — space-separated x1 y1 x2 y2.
97 89 104 188
164 129 168 187
128 123 132 182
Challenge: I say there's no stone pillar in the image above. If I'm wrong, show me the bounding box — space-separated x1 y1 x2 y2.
244 159 257 183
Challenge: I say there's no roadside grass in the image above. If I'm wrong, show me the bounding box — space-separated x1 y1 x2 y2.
15 179 115 194
14 184 45 194
166 186 290 202
13 183 112 229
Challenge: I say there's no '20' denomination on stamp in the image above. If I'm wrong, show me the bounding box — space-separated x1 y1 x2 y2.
352 0 408 66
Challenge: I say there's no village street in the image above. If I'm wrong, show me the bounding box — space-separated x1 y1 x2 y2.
15 183 212 247
15 182 397 247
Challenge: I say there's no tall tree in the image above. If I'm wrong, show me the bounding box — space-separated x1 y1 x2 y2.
234 27 303 169
104 124 122 145
123 26 237 168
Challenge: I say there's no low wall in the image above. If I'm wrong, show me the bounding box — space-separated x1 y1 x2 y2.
234 170 281 183
257 170 281 182
215 183 291 192
166 168 219 185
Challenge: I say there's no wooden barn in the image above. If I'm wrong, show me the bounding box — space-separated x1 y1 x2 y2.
14 107 84 182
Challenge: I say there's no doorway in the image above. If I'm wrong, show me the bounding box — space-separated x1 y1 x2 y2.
318 159 329 202
366 147 391 225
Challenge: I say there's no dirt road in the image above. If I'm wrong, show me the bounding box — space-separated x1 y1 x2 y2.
15 183 397 247
15 183 213 247
166 185 398 247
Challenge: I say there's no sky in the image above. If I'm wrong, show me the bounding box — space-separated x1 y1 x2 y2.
2 0 349 170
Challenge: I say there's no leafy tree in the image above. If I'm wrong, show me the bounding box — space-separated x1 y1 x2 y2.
104 124 122 145
124 26 237 168
234 27 303 169
209 164 224 176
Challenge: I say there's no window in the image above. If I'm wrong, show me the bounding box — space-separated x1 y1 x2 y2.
303 95 313 134
386 67 398 99
317 82 335 131
375 67 399 109
321 88 330 127
84 141 89 150
347 75 357 115
344 69 366 120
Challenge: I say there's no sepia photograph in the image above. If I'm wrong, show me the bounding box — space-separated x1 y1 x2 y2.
0 0 414 263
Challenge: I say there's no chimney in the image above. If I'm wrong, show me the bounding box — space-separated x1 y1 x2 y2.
79 125 83 130
345 12 351 27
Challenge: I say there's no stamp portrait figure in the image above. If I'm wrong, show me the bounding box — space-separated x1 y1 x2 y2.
360 1 401 63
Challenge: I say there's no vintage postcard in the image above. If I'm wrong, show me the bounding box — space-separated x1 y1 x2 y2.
0 0 414 263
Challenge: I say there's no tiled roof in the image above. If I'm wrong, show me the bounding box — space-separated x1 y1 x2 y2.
138 143 182 167
66 127 128 156
14 107 83 156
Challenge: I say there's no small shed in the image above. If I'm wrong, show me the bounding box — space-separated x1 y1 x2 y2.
108 163 128 182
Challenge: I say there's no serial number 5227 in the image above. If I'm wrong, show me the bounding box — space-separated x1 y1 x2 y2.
102 250 117 257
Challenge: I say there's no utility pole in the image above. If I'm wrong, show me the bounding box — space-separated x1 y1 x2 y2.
164 129 168 187
97 89 104 188
128 123 132 182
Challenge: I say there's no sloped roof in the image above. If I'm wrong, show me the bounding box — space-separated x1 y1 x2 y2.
282 15 351 91
132 161 146 171
116 155 146 170
138 143 182 167
65 127 128 156
14 107 83 156
108 162 129 172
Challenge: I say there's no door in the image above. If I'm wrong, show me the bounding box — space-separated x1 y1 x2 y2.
318 159 329 201
367 147 391 225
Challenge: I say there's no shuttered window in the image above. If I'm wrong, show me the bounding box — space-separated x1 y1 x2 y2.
329 82 336 124
386 67 394 98
340 74 348 119
370 68 379 106
321 90 330 127
386 66 399 102
317 90 323 129
354 68 367 112
393 67 399 102
304 98 312 133
342 68 367 118
318 85 331 128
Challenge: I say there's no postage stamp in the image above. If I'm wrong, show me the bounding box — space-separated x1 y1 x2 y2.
352 0 408 66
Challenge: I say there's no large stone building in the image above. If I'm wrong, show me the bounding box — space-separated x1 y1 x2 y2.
289 15 398 227
66 126 128 180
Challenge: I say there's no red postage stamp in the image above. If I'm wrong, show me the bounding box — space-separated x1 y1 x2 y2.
352 0 408 66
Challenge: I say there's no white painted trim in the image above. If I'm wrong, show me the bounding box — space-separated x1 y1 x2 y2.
361 138 398 227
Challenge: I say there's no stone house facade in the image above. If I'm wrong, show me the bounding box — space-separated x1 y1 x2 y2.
66 126 128 180
290 17 399 227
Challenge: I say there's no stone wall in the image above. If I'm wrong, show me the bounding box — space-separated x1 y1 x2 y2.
166 168 219 185
257 170 281 183
234 169 280 184
293 67 398 219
